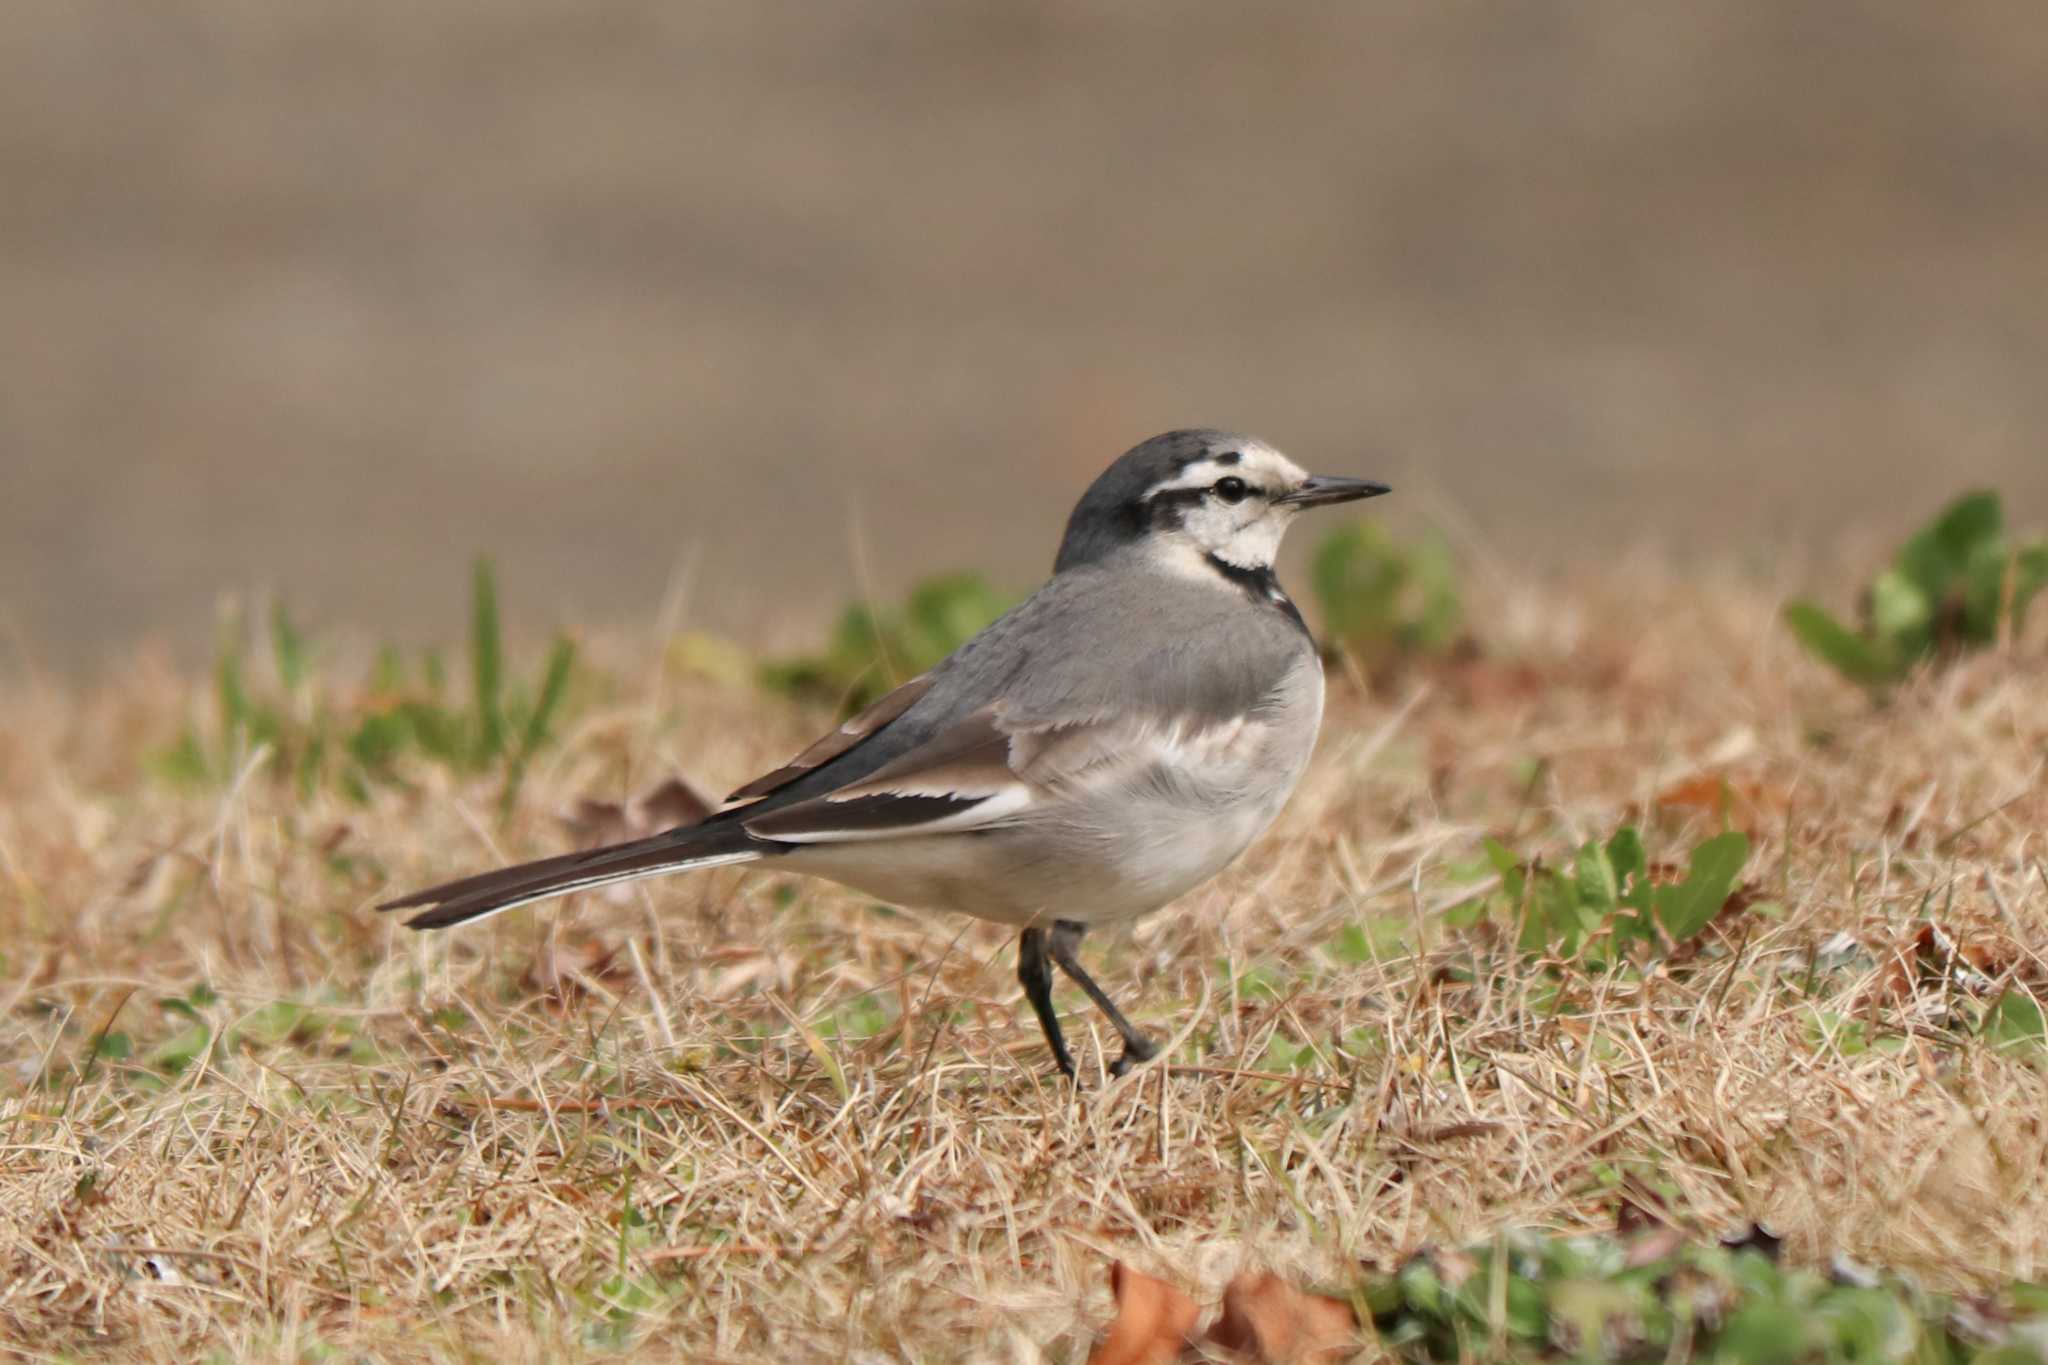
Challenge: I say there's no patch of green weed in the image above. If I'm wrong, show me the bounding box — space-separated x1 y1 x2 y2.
1311 521 1464 670
758 572 1012 713
1786 490 2048 693
1454 827 1753 968
1368 1226 2048 1362
153 558 578 813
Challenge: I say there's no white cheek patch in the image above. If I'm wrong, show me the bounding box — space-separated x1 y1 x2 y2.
1210 517 1286 570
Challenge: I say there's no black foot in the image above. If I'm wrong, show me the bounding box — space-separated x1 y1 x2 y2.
1108 1034 1161 1078
1020 921 1161 1082
1050 921 1159 1076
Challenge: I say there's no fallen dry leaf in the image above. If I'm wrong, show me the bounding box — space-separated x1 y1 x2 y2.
1869 921 2032 1005
1202 1270 1359 1363
1087 1262 1200 1365
1654 773 1783 831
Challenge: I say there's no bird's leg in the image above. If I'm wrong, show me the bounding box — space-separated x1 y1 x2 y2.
1018 926 1076 1081
1048 920 1160 1077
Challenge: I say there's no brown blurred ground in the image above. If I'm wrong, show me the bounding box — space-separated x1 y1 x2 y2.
5 2 2046 668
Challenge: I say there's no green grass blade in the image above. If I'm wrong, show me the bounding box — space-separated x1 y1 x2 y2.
471 556 505 762
269 600 309 693
517 637 576 764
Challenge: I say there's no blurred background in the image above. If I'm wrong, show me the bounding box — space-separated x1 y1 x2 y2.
6 1 2046 669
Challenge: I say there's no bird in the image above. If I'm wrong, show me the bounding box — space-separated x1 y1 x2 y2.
381 430 1390 1080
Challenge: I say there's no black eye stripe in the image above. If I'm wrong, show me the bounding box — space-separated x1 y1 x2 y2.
1142 485 1208 530
1139 476 1267 529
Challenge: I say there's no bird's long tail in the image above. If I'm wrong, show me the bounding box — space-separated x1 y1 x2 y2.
378 822 770 930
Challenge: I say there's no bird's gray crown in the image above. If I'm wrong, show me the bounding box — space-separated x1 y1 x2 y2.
1054 428 1258 573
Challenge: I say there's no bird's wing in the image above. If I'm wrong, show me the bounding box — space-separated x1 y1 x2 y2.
723 561 1314 842
724 672 937 804
739 705 1022 842
738 702 1262 844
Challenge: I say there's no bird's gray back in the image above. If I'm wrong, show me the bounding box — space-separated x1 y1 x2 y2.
729 556 1313 817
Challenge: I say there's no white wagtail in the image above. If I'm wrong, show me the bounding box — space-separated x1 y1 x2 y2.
382 430 1390 1078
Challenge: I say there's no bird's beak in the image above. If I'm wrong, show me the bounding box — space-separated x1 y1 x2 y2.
1276 475 1393 508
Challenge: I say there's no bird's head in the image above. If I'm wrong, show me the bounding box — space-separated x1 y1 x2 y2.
1054 429 1390 577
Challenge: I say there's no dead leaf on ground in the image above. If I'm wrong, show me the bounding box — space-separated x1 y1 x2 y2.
1202 1270 1360 1363
1087 1262 1199 1365
561 774 716 846
1654 774 1784 831
1868 921 2032 1005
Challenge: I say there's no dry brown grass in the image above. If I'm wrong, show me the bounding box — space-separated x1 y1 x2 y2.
4 565 2047 1361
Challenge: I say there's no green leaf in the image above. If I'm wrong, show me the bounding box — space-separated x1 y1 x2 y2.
347 709 412 771
1984 989 2047 1053
1604 827 1648 887
1868 568 1932 640
1442 897 1487 930
237 1001 315 1048
1573 840 1620 914
1709 1301 1811 1364
1898 489 2003 597
1653 831 1750 943
149 1023 212 1075
1784 601 1900 687
1329 916 1409 965
470 556 505 761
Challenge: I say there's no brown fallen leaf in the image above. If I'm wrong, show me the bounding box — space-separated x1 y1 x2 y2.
1654 773 1782 829
1202 1270 1359 1363
1869 921 2031 1005
1087 1262 1200 1365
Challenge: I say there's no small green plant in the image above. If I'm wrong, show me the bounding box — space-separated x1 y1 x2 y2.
759 572 1012 713
1786 490 2048 692
1310 521 1463 670
1452 827 1753 967
153 558 577 811
1984 988 2048 1055
1367 1226 2048 1362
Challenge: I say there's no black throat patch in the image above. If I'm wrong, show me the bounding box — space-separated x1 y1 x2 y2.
1205 554 1309 635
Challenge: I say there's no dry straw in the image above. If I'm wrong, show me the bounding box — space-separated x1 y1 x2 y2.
2 565 2045 1359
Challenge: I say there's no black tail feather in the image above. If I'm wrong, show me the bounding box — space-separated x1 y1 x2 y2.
380 822 771 930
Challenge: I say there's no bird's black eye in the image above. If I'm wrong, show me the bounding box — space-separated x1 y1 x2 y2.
1213 476 1249 503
